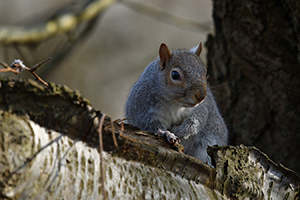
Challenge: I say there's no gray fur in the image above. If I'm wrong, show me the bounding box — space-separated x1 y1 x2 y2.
125 45 228 165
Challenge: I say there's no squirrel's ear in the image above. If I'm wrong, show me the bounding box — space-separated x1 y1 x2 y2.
195 42 202 57
159 43 172 70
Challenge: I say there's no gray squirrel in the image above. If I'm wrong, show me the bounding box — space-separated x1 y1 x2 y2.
125 42 228 165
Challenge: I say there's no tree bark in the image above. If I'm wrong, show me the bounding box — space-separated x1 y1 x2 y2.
0 78 299 199
0 78 217 199
207 0 300 174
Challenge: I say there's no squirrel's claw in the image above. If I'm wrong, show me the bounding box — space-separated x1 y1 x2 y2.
157 129 180 145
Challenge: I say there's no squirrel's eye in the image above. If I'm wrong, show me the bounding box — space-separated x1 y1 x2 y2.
171 70 181 80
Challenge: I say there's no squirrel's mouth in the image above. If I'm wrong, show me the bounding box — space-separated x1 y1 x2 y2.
182 97 205 107
182 102 199 107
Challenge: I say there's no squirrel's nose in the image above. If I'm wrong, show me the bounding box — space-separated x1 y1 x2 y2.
194 91 206 103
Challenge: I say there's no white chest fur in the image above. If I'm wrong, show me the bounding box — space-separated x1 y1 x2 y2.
155 103 193 130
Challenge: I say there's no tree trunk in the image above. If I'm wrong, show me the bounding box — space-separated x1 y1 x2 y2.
207 0 300 175
0 78 217 199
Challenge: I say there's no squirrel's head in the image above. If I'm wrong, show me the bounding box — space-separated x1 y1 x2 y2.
158 42 207 107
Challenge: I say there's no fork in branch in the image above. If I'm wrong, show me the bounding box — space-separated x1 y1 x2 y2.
0 58 50 86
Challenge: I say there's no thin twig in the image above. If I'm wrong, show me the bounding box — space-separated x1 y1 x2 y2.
0 61 18 74
31 71 49 86
0 61 11 69
97 113 107 200
0 58 50 86
29 57 51 72
120 120 124 137
110 117 118 148
0 68 18 74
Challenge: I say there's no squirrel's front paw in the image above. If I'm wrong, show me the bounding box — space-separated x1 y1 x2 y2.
157 129 180 145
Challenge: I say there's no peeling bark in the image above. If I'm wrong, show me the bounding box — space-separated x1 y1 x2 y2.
0 78 299 199
0 78 219 199
209 145 300 199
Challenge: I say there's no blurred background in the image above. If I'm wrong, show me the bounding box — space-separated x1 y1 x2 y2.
0 0 213 119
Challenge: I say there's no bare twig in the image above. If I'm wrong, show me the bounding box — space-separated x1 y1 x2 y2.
0 67 18 74
120 120 124 137
110 117 118 148
0 61 18 74
97 113 107 200
29 57 51 72
0 61 12 69
31 71 49 86
0 58 50 86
